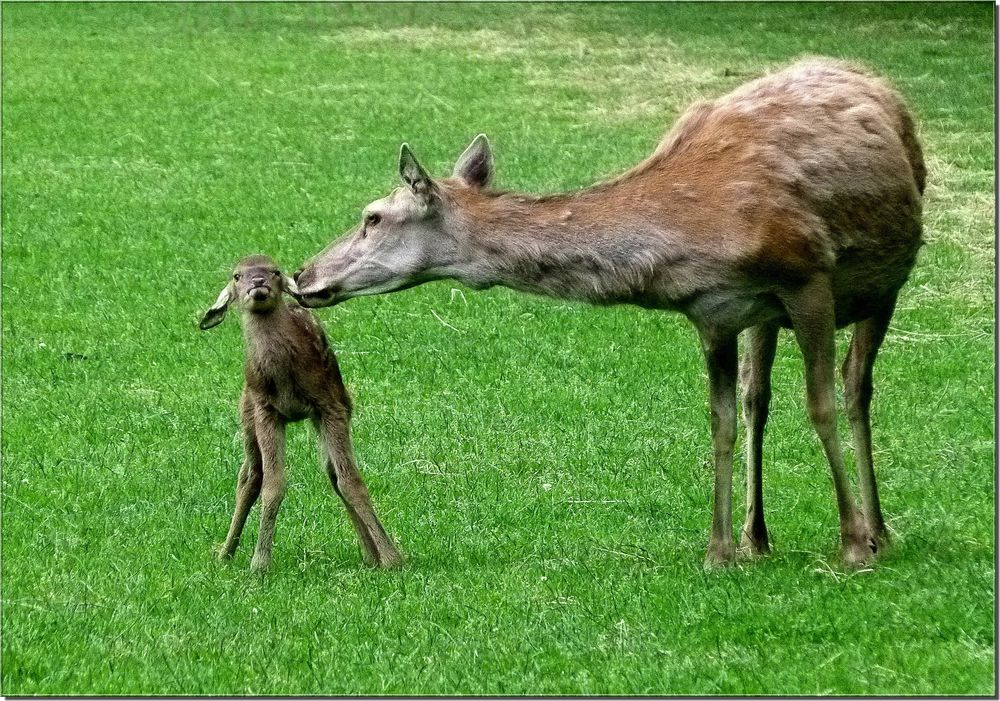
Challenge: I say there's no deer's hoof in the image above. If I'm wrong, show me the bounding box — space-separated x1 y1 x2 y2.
738 530 771 559
363 547 405 570
870 522 891 549
704 540 736 569
840 533 877 569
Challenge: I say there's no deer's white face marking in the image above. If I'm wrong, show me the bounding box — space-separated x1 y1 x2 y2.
296 187 455 307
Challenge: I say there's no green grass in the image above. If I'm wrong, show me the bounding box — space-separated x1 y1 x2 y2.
2 2 994 695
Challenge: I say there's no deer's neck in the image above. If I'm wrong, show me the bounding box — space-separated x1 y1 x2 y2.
442 185 690 308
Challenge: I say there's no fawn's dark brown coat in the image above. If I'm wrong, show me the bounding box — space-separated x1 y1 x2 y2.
201 255 402 571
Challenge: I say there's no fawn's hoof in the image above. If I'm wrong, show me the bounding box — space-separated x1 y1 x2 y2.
249 554 271 573
364 547 405 570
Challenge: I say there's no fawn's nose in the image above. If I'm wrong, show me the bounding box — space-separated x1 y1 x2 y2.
252 275 267 286
293 268 303 283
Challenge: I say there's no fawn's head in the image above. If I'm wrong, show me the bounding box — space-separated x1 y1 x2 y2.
199 255 298 330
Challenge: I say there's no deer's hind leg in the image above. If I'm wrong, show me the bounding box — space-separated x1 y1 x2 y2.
739 323 779 557
219 389 263 559
841 297 897 545
782 274 875 568
316 411 403 569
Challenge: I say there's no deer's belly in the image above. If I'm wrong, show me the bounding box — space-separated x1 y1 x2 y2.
684 288 788 337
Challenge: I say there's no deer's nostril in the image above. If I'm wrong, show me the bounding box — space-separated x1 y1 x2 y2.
293 268 303 282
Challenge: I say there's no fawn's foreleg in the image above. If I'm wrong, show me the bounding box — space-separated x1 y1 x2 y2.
219 388 263 558
249 406 287 572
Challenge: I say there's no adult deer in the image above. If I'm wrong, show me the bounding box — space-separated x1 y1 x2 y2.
295 59 925 567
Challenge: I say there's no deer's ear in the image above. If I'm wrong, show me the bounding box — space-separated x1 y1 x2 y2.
199 284 233 330
399 143 436 202
453 134 493 188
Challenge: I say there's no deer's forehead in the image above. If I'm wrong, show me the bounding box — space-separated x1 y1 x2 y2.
367 188 422 220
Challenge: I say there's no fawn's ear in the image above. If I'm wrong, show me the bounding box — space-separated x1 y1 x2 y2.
452 134 493 188
199 284 233 330
280 273 299 298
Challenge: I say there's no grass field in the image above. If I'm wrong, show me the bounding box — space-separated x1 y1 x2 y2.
2 2 995 695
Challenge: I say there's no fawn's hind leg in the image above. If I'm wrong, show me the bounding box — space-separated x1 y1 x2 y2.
316 411 403 568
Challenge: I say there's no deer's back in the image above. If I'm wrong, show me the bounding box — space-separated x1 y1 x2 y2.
645 59 924 306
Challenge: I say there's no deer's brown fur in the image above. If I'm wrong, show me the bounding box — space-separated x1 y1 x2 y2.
295 58 925 568
200 255 403 571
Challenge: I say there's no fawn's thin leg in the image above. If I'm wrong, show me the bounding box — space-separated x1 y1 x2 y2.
739 323 779 556
842 297 897 544
317 411 403 568
701 332 739 567
782 274 874 567
249 407 286 573
219 388 263 558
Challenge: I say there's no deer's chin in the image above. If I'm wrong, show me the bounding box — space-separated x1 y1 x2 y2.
296 288 342 308
297 275 424 308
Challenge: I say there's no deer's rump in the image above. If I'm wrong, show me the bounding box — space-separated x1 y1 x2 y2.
653 59 924 327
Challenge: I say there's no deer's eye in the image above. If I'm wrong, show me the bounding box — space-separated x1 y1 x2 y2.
365 213 381 226
233 273 241 281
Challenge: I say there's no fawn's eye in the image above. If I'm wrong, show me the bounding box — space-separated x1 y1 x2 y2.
233 273 241 281
365 213 381 226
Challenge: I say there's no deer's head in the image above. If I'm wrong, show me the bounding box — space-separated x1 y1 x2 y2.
294 135 493 308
